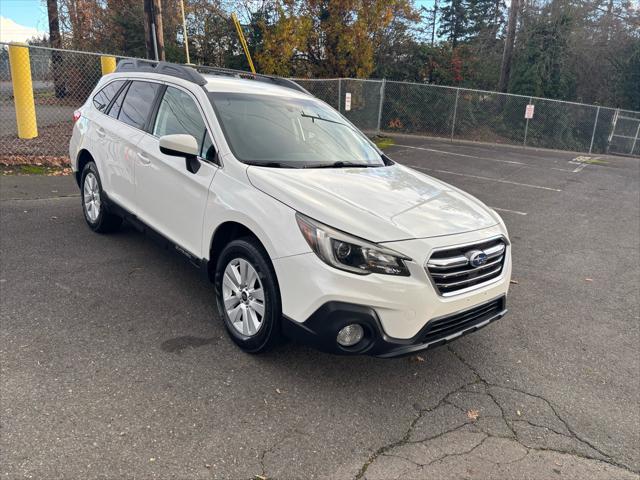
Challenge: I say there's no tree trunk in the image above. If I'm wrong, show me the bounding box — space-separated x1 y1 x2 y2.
46 0 65 98
153 0 165 61
431 0 438 47
143 0 156 60
498 0 519 92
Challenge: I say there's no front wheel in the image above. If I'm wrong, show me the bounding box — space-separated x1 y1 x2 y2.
214 238 283 353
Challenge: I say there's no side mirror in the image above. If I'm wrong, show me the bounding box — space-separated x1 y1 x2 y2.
159 134 201 174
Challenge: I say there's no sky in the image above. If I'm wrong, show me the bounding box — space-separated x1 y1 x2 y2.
0 0 437 43
0 0 47 42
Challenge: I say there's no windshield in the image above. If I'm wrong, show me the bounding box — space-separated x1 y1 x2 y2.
208 92 385 168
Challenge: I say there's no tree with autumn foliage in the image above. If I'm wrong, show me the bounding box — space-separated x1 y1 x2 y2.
254 0 419 78
41 0 640 110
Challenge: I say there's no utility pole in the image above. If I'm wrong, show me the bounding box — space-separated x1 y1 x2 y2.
498 0 519 92
143 0 165 61
180 0 191 64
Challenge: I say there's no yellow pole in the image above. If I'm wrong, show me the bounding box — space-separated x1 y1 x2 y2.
179 0 191 65
8 43 38 139
100 56 117 75
231 12 256 74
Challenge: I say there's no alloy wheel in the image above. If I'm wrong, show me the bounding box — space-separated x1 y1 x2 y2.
222 258 265 337
83 172 101 222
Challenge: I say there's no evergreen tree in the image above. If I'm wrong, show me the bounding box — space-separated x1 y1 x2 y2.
509 13 576 99
438 0 469 48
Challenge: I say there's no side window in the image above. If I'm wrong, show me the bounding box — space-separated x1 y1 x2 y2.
108 82 129 119
153 87 215 160
92 80 125 113
118 81 161 130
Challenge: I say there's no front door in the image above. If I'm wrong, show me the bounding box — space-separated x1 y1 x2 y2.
135 85 219 258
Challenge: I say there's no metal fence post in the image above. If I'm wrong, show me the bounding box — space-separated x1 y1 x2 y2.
631 122 640 156
523 97 532 146
451 88 460 142
338 78 342 112
588 106 601 154
606 109 620 154
376 78 386 134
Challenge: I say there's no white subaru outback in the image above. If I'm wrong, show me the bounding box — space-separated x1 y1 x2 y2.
69 61 511 357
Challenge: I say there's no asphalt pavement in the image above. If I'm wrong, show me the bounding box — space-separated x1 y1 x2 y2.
1 137 639 479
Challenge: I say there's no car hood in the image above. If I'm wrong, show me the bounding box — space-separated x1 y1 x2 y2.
246 163 498 242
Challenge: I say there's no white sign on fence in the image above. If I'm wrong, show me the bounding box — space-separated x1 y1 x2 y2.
525 104 535 119
345 92 352 111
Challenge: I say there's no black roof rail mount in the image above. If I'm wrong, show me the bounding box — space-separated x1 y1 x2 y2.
115 59 207 86
114 58 309 95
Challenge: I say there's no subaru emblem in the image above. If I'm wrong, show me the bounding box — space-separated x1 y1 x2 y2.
467 250 488 268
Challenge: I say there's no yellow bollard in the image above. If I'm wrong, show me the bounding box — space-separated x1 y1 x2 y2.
100 56 117 75
8 43 38 139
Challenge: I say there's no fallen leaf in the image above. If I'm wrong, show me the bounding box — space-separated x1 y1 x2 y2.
275 388 282 394
510 279 519 285
254 475 268 480
467 409 480 421
205 463 211 469
585 278 593 282
516 410 522 416
409 355 425 363
149 458 156 462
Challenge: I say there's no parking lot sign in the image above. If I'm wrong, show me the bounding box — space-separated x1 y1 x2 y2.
525 104 535 119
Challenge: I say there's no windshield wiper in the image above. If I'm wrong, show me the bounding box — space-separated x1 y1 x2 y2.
305 161 380 169
300 111 347 127
245 161 299 168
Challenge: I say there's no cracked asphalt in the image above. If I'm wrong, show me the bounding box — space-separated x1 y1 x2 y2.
1 137 639 479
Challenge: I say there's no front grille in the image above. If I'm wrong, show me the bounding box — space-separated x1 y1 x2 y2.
421 297 505 344
426 237 507 296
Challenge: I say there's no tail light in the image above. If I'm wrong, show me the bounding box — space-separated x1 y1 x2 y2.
73 110 82 122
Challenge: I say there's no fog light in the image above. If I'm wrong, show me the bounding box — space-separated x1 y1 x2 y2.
336 324 364 347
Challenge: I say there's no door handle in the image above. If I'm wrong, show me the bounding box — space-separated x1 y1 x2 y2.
96 128 106 138
137 152 151 165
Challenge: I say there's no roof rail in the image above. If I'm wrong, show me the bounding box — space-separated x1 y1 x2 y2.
114 59 309 95
195 65 310 95
115 59 207 86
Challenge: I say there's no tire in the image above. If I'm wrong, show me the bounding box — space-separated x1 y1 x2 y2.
80 161 122 233
214 237 283 353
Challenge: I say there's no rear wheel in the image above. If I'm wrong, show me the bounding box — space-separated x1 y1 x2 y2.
81 162 122 233
215 238 282 353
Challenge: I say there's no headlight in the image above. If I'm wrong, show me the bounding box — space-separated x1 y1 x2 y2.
295 213 411 276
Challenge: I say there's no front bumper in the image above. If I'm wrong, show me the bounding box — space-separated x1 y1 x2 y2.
282 296 507 357
273 225 511 342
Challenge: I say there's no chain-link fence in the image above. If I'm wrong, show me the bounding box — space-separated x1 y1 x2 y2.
1 42 639 166
301 78 639 157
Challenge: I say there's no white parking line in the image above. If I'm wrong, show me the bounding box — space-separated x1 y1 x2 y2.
407 164 563 192
491 206 528 216
395 144 574 172
396 144 526 165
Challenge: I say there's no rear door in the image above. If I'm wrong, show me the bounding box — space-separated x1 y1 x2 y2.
85 79 128 201
98 80 162 213
135 85 219 257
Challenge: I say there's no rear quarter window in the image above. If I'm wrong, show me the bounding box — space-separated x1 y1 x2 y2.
118 81 161 130
92 80 126 113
